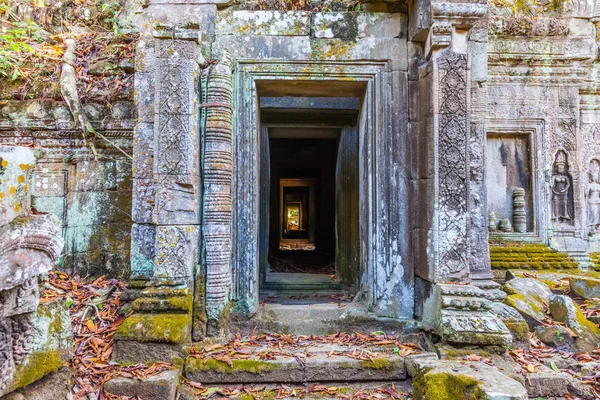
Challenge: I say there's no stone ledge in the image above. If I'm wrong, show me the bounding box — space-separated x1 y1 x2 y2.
184 354 406 384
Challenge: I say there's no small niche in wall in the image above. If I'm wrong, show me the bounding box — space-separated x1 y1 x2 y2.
486 134 534 233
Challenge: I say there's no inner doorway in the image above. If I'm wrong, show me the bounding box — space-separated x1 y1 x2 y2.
259 97 360 293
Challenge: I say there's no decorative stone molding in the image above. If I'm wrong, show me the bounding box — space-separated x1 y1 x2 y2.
423 283 512 346
429 3 487 49
489 17 569 37
433 49 471 282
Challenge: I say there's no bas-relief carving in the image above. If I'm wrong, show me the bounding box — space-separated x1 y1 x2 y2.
587 159 600 233
0 146 65 392
551 150 575 226
436 51 470 280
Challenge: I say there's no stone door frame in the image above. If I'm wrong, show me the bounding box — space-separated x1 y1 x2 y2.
486 118 548 243
231 59 413 318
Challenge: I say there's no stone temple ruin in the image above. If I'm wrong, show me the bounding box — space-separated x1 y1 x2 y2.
3 0 600 397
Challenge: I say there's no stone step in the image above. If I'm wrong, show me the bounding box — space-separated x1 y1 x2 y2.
177 380 414 400
230 302 416 336
105 370 179 400
184 353 408 384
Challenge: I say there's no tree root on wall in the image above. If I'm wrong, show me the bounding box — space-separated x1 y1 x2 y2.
59 38 132 161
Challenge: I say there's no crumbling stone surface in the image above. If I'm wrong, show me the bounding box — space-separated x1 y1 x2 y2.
549 295 600 352
2 367 72 400
411 359 527 400
0 300 74 397
0 146 71 398
569 276 600 300
489 302 530 342
502 277 553 328
524 364 570 397
105 369 179 400
534 324 575 351
184 354 407 384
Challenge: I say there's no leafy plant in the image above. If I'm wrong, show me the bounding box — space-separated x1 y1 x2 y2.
0 15 46 79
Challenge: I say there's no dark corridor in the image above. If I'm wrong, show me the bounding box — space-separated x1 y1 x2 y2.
268 138 338 275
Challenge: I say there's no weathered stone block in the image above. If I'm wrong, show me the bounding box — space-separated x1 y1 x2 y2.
32 167 67 197
155 40 199 60
156 59 196 116
524 365 570 397
135 72 156 124
155 225 199 281
411 359 527 400
131 223 156 280
155 114 199 176
105 370 179 400
133 123 154 179
115 313 191 344
502 277 552 329
569 276 600 300
135 39 156 74
549 294 600 352
4 367 72 400
216 10 310 36
310 37 407 66
489 302 529 342
112 340 185 365
156 174 201 225
311 12 404 39
534 324 575 351
0 147 35 225
0 300 74 398
213 35 311 60
132 178 156 224
31 197 65 227
184 354 406 384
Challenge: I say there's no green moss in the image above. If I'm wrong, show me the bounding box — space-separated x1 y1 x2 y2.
10 349 63 390
116 313 191 343
574 304 600 335
131 295 192 312
414 371 484 400
186 358 277 374
360 357 393 370
489 242 578 271
504 321 530 341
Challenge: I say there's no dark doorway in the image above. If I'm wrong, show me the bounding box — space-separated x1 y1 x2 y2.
258 97 360 293
268 138 337 276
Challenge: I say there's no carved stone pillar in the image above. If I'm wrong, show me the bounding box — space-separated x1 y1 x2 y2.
415 0 511 345
200 52 234 335
116 2 217 361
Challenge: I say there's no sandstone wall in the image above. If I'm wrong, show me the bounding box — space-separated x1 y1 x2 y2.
487 2 600 259
0 99 135 279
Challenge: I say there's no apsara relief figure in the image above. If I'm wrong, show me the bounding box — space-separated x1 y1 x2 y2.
587 159 600 233
551 150 574 225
